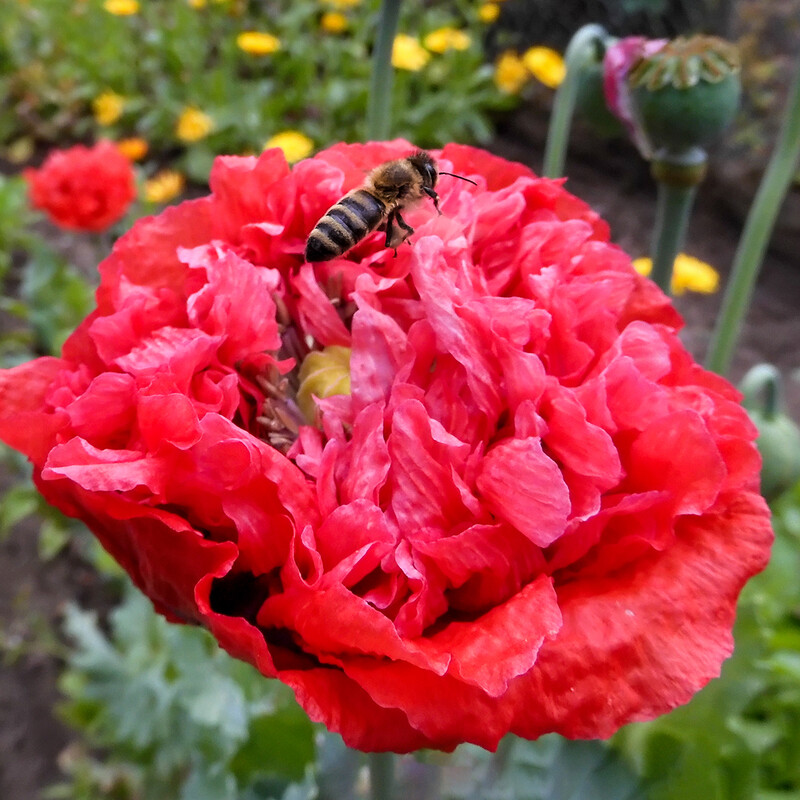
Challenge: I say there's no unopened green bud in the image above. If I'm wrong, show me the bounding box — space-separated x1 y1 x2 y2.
577 57 625 138
740 364 800 500
629 35 741 158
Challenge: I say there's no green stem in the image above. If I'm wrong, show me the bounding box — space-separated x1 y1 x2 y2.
366 0 402 141
649 181 697 294
543 24 608 178
369 752 396 800
705 55 800 375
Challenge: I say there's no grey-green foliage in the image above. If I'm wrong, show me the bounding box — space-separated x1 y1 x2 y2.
51 583 316 800
441 736 644 800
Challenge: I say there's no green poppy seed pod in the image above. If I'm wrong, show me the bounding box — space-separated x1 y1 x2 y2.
740 364 800 501
628 35 741 160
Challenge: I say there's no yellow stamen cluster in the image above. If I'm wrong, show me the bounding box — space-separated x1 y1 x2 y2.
296 346 352 424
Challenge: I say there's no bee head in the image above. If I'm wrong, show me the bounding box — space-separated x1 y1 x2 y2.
407 150 438 189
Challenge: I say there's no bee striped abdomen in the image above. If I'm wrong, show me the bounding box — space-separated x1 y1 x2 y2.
305 189 387 262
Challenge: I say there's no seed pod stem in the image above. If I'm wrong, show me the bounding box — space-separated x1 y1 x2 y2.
543 24 609 178
366 0 403 141
706 54 800 376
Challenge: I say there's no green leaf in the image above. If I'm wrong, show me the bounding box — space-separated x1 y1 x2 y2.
183 145 216 186
230 705 315 783
0 484 39 536
37 517 72 560
180 672 249 743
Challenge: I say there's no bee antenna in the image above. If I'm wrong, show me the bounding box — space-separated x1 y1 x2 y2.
438 171 478 186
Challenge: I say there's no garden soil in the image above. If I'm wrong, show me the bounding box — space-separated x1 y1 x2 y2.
1 115 798 798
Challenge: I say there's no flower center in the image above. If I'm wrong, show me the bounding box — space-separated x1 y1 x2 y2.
253 280 355 453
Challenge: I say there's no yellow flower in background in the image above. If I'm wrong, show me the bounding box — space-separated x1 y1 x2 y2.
423 27 471 54
320 11 348 34
494 51 528 94
265 131 314 163
523 46 566 89
103 0 139 15
321 0 360 7
236 31 281 55
144 170 185 204
176 106 214 142
633 254 720 295
392 35 430 71
92 91 125 126
188 0 206 7
116 137 149 161
478 3 500 23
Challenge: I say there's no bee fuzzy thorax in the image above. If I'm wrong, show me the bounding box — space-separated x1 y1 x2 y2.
305 150 474 263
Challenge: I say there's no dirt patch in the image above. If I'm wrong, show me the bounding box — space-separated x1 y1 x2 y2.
0 511 115 799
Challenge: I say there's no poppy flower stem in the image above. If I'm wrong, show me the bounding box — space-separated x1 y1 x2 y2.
366 0 403 141
543 24 608 179
369 752 396 800
705 54 800 376
649 180 698 295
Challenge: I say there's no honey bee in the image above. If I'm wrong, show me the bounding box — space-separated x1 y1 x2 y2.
304 150 477 262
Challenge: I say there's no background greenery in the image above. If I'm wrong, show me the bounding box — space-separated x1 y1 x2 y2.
0 0 513 181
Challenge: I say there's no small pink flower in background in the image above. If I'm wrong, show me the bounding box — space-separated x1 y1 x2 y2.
24 141 136 232
0 142 772 753
603 36 667 157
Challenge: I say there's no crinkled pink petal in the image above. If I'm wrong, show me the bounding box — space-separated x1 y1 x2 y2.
477 437 571 547
0 358 70 463
43 438 168 496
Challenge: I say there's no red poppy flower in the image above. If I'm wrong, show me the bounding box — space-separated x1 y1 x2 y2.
24 141 136 232
0 142 771 752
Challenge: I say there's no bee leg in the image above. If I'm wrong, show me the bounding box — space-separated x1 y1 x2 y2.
423 187 442 215
394 211 414 237
386 210 415 255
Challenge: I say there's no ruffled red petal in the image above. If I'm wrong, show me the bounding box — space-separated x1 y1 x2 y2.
0 141 772 753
